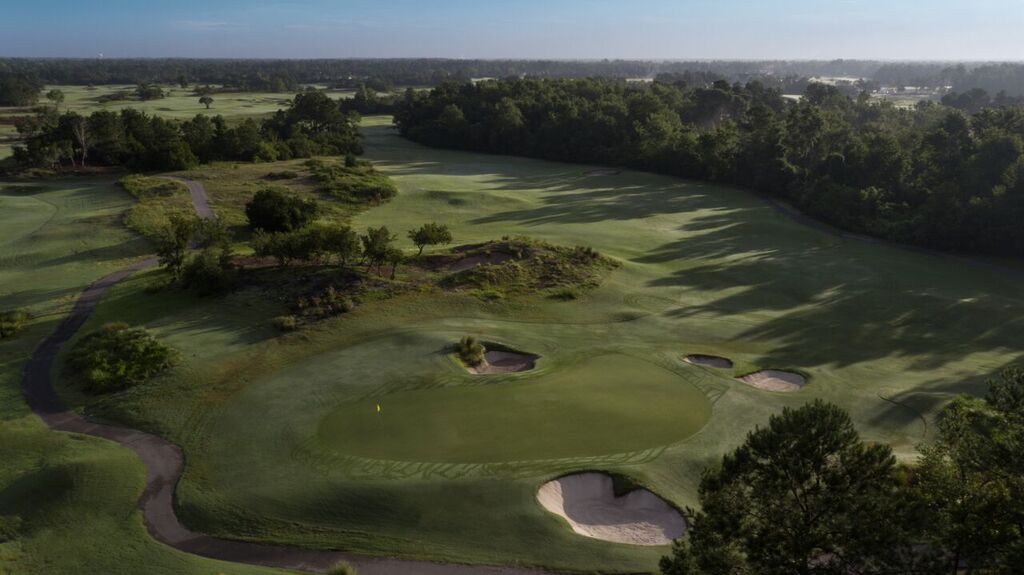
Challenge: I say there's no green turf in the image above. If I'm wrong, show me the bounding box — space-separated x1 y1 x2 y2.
48 84 353 120
0 179 287 575
51 115 1024 572
319 353 710 463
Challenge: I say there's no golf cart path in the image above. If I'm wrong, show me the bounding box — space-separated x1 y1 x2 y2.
22 176 546 575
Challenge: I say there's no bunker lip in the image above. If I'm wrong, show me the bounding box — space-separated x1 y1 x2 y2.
467 349 539 374
737 369 807 392
684 354 733 369
536 472 685 546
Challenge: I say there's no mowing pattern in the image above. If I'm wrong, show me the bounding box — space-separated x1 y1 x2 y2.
21 177 546 575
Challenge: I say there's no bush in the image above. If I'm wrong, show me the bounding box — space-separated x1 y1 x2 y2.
265 170 298 180
181 248 236 295
457 336 486 366
0 310 29 338
327 561 358 575
68 322 176 393
245 187 319 232
272 315 298 332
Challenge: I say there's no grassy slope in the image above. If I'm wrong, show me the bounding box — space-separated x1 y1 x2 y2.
0 179 286 575
58 116 1024 572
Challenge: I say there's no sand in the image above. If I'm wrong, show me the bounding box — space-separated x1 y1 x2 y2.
467 350 537 374
737 369 806 392
536 472 685 546
684 354 733 369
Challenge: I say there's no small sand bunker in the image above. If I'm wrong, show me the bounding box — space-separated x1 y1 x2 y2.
449 252 515 272
684 354 733 369
737 369 806 392
537 473 685 546
467 350 538 374
584 168 622 177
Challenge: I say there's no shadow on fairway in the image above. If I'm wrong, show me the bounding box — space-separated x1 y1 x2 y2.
365 129 1024 378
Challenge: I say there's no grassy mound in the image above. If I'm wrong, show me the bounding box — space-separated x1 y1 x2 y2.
443 237 618 299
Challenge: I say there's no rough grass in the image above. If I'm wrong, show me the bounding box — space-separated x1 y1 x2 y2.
0 178 286 574
120 175 192 241
40 116 1024 572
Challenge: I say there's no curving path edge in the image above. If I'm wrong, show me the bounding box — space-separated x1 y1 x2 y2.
22 176 547 575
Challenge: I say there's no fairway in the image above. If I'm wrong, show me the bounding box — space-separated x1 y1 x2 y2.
45 117 1024 572
319 354 711 463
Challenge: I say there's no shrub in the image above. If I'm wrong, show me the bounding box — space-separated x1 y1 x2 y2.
0 310 29 338
272 315 298 332
245 187 319 232
327 561 358 575
457 336 486 366
182 248 236 295
265 170 298 180
551 287 580 301
68 322 176 393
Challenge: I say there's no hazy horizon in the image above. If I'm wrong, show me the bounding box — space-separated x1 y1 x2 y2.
2 0 1023 61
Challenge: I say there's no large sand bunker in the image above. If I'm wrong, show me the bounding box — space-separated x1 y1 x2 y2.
537 472 685 546
467 350 538 374
737 369 806 392
684 354 733 369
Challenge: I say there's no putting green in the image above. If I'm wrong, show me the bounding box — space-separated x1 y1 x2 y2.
318 354 711 463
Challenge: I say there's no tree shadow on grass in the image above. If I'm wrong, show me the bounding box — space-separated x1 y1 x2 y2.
366 128 1024 384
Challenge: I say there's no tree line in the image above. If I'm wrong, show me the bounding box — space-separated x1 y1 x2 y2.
12 88 361 170
660 369 1024 574
395 78 1024 258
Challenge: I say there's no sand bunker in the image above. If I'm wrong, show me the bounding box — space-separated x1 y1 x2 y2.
684 354 733 369
737 369 806 392
584 168 622 177
449 251 515 272
537 472 685 546
467 350 538 374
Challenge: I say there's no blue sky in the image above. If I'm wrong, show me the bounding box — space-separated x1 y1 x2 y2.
1 0 1022 59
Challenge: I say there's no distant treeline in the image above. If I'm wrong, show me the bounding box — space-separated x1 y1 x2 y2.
13 89 361 170
6 59 1024 97
395 78 1024 258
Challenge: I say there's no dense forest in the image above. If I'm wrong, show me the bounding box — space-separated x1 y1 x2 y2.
395 78 1024 258
5 58 1024 96
12 89 361 170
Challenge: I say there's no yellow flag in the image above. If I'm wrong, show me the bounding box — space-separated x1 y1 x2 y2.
376 403 381 414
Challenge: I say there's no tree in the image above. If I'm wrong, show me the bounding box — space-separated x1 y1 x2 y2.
360 226 396 274
45 88 64 110
407 222 453 255
69 115 89 166
199 95 214 109
156 214 196 281
911 368 1024 572
661 400 912 575
245 187 319 232
324 224 361 266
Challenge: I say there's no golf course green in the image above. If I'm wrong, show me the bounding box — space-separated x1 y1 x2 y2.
8 114 1021 573
319 354 711 463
